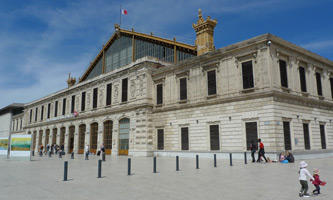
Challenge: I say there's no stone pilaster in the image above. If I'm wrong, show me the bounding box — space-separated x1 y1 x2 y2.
64 126 69 152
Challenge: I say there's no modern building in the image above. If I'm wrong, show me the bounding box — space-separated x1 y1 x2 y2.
0 104 25 138
23 10 333 158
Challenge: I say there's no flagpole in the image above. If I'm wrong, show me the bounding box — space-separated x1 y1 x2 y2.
119 5 121 28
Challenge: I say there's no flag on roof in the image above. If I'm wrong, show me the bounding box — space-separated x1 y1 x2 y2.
121 9 127 15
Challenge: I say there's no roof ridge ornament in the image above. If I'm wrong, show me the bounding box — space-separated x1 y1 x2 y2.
192 9 218 56
67 73 76 88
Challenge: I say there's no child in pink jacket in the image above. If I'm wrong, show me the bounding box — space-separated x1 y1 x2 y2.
311 168 326 195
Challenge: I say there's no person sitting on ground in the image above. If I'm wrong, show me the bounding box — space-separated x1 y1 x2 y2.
279 152 285 162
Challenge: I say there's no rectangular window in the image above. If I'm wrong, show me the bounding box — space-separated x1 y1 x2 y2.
93 88 98 109
122 78 128 102
47 103 51 119
303 123 310 150
54 101 58 117
242 61 254 89
320 125 326 149
315 72 322 96
210 125 220 150
179 78 187 100
20 120 22 129
330 78 333 99
106 83 112 106
279 60 288 88
157 129 164 150
245 122 258 150
299 66 307 92
181 127 189 150
29 109 32 123
81 92 86 111
207 70 217 95
71 95 75 113
283 121 292 150
34 108 37 122
156 84 163 105
41 106 44 121
62 98 66 115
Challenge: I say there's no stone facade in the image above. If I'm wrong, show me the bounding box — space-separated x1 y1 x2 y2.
23 30 333 158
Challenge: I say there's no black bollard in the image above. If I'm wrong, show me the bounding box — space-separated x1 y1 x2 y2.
98 159 102 178
128 158 131 175
153 157 156 173
196 155 199 169
102 152 105 161
59 152 62 158
63 161 68 181
229 153 233 166
214 154 217 167
71 152 74 159
244 152 247 164
49 151 52 157
176 156 179 171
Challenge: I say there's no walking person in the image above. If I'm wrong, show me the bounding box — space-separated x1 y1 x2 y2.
85 144 89 160
311 168 326 195
100 143 105 153
256 139 267 163
250 140 256 163
299 161 313 197
61 143 64 155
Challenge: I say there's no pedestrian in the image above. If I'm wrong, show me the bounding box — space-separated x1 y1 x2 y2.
311 168 326 195
85 144 89 160
61 143 64 154
250 140 256 163
51 144 54 154
101 143 105 153
299 161 313 197
256 138 267 163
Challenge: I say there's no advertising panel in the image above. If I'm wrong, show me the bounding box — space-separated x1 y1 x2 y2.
0 137 8 155
10 135 31 157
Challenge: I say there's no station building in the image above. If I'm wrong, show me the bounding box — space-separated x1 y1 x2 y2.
23 10 333 158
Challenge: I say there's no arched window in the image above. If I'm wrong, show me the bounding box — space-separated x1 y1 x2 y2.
68 126 75 153
90 122 98 154
78 124 86 154
119 118 130 155
104 120 113 154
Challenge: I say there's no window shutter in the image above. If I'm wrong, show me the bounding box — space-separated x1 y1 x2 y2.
180 78 187 100
279 60 288 88
207 70 216 95
242 61 254 89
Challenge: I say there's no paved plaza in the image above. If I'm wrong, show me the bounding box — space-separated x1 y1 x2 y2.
1 154 332 200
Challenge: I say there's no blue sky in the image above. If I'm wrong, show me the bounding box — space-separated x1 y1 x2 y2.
0 0 333 109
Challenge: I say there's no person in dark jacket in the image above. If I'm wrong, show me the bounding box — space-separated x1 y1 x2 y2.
250 140 256 163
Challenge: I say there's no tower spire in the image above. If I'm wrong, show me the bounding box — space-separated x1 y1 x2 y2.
192 9 218 55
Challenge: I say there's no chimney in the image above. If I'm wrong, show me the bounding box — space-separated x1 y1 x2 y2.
192 9 217 56
67 73 76 88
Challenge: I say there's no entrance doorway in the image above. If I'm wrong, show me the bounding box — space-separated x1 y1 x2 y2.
119 118 130 155
78 124 86 154
245 122 258 150
90 123 98 154
68 126 75 153
52 128 57 145
104 120 113 155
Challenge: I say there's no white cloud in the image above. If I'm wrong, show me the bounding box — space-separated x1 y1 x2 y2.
301 40 333 51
